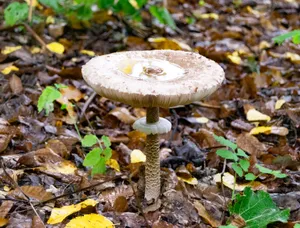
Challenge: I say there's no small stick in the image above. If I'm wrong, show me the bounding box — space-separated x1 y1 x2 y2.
28 0 34 23
21 23 48 52
80 91 97 119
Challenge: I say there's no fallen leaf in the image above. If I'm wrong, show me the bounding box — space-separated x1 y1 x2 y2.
1 46 22 55
148 37 192 51
236 133 266 156
0 218 8 227
0 201 14 218
9 74 23 94
250 126 289 136
80 50 95 56
46 42 65 54
130 149 146 163
9 185 53 202
227 51 242 65
275 99 286 110
65 213 114 228
194 200 221 227
113 196 128 212
30 46 41 54
106 159 120 172
246 109 271 122
214 172 267 191
178 176 198 185
285 52 300 64
107 107 137 124
1 65 19 75
47 199 98 224
197 13 219 20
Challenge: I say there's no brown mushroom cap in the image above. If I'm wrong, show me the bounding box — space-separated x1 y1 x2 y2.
82 50 225 108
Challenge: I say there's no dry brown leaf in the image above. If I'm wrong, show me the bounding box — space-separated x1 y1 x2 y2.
0 201 14 218
9 74 23 94
236 133 266 157
194 200 221 227
9 185 53 202
108 107 137 124
113 196 128 212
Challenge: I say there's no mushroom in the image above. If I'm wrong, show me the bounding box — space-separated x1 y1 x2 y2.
82 50 225 203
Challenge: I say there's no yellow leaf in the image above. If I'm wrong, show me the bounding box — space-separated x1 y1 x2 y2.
1 65 19 75
47 199 98 224
227 51 242 65
30 46 41 54
194 201 221 227
195 117 209 124
65 214 114 228
178 176 198 185
46 16 55 24
285 52 300 64
106 159 120 172
129 0 139 9
80 50 95 56
0 218 8 227
130 149 146 163
246 109 271 122
45 160 77 175
250 126 289 136
3 186 10 192
214 172 267 191
275 99 286 110
198 13 219 20
1 46 22 55
25 0 38 7
148 37 192 51
46 42 65 54
259 41 271 50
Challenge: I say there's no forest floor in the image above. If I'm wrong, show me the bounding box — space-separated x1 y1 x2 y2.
0 0 299 227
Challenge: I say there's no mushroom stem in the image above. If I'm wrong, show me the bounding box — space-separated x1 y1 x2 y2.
145 107 160 202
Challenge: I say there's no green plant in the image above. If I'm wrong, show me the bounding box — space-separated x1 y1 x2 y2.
38 85 112 175
4 2 29 26
273 30 300 45
214 134 286 181
228 187 289 228
4 0 176 30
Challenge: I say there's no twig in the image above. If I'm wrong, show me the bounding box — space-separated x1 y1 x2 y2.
21 23 48 52
28 0 34 23
0 158 46 228
80 91 97 119
220 159 228 223
192 101 221 109
36 175 121 205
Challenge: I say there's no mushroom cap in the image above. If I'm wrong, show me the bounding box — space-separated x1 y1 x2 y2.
82 50 225 108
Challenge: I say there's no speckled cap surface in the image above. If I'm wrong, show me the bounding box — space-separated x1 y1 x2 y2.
82 50 225 108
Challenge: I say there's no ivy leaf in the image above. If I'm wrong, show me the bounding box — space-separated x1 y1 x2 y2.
38 86 62 115
213 135 237 151
245 173 256 181
101 135 111 148
4 2 29 26
272 30 300 45
102 148 112 161
83 148 101 167
216 149 238 161
149 6 176 30
81 134 98 147
237 148 249 158
91 158 106 175
232 163 243 177
239 159 250 172
230 187 290 228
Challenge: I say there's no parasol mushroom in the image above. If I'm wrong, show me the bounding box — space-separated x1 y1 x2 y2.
82 50 225 203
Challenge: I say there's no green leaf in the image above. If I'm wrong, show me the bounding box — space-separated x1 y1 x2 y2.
216 149 238 161
294 224 300 228
255 164 273 174
38 86 62 115
272 30 300 45
83 148 101 167
76 5 93 20
54 83 67 89
4 2 29 26
232 163 243 177
245 173 256 181
149 6 176 30
38 0 64 13
272 171 287 178
219 225 237 228
114 0 137 15
102 148 112 161
239 159 250 172
213 135 237 151
101 135 111 148
91 158 106 175
230 187 290 228
98 0 114 9
81 134 98 147
237 148 249 158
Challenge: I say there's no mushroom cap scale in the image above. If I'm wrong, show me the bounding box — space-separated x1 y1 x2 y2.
82 50 225 108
